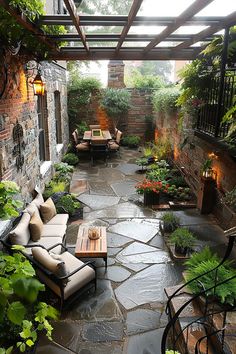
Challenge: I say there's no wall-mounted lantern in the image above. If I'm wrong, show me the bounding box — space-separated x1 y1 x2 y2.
25 61 45 96
32 72 45 96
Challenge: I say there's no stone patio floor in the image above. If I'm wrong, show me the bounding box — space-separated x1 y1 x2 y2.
36 147 229 354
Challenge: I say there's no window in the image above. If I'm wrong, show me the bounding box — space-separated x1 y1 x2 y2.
54 91 62 144
37 95 49 162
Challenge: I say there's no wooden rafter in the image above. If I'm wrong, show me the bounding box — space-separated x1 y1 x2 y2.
63 0 89 53
0 0 58 51
144 0 214 53
173 11 236 50
116 0 143 52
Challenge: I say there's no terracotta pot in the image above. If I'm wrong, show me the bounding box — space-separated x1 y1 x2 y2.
143 191 160 206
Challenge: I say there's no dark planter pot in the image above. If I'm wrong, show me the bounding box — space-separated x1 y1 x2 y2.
69 207 83 221
174 245 189 256
143 191 160 206
163 222 177 233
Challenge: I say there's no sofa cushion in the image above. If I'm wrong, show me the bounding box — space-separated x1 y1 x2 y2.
9 212 31 246
41 225 67 239
40 198 56 223
24 202 41 218
50 253 69 284
33 193 44 208
32 247 61 273
46 214 69 225
25 237 62 255
29 212 43 241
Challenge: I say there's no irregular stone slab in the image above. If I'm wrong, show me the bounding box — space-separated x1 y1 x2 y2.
124 328 164 354
126 309 161 335
187 224 225 244
123 263 148 272
82 219 109 228
174 209 218 226
108 247 122 256
69 179 88 195
35 336 72 353
64 280 122 321
115 264 182 309
132 218 161 227
111 180 137 197
107 232 133 248
115 163 139 175
98 167 125 182
116 242 170 264
89 181 116 196
51 321 81 352
84 202 153 220
78 194 120 210
103 219 118 225
75 342 123 354
149 234 165 249
65 224 79 246
106 266 131 282
81 322 124 342
109 221 158 243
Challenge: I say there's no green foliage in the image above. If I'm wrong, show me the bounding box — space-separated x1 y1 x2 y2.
152 87 180 114
136 157 149 167
150 137 172 161
54 162 74 175
43 181 68 200
0 1 66 58
0 251 58 352
167 185 191 201
122 135 141 147
186 258 236 306
165 350 181 354
185 246 218 270
146 167 169 182
170 228 196 249
101 88 131 128
168 175 187 188
222 186 236 212
130 71 165 89
55 194 81 216
76 121 89 136
222 93 236 146
0 181 23 220
62 153 79 166
161 212 180 232
202 158 213 172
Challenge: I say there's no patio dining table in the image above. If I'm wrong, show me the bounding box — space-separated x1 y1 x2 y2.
83 130 112 141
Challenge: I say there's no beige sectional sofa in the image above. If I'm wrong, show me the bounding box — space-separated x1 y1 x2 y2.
7 193 68 254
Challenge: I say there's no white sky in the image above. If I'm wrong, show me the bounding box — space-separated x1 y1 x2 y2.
79 0 236 86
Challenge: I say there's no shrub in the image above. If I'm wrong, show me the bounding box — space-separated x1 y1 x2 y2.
76 121 89 136
168 175 187 188
54 162 74 174
146 167 169 182
222 186 236 212
132 73 165 89
62 153 79 165
43 181 68 199
161 212 180 232
122 135 141 147
0 181 23 219
55 194 81 216
152 87 180 114
170 228 196 249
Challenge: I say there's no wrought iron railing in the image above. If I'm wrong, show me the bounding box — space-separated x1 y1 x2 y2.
197 69 236 139
161 233 236 354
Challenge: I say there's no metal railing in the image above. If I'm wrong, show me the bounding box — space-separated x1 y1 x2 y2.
161 233 236 354
197 69 236 139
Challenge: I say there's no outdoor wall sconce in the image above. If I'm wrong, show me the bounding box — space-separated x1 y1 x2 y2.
25 61 45 96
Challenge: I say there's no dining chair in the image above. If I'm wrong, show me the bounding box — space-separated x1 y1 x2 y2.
90 139 108 165
72 129 90 153
108 130 122 156
89 124 101 130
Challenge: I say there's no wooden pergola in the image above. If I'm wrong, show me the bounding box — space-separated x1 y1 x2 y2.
0 0 236 61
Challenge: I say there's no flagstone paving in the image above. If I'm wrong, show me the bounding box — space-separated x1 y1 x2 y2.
36 147 227 354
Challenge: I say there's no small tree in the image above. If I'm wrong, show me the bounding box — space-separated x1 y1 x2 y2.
100 88 131 130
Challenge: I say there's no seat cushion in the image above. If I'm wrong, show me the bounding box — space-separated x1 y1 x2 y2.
25 237 62 255
41 225 67 238
46 214 69 225
108 142 119 150
35 252 95 300
40 198 57 223
32 247 61 272
76 142 90 151
9 212 31 246
29 212 43 241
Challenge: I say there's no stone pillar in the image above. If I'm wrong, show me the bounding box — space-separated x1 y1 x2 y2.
108 60 125 88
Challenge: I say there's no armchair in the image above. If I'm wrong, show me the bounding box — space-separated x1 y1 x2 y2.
30 243 96 309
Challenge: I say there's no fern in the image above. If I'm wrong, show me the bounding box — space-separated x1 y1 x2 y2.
185 247 218 270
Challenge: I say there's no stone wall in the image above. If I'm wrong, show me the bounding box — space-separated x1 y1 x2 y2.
0 56 69 202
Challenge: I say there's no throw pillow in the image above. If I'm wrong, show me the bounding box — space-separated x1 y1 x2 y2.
33 193 44 208
24 202 40 218
32 247 61 273
50 253 69 285
40 198 57 223
9 212 31 245
29 212 43 241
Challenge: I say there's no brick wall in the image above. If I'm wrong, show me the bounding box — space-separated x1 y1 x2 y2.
0 56 69 202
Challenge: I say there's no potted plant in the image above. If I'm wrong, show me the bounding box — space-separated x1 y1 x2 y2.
0 247 58 353
170 227 196 256
161 212 180 233
76 121 89 138
55 194 83 220
62 153 79 166
135 157 149 173
135 179 170 206
122 135 141 148
0 181 23 220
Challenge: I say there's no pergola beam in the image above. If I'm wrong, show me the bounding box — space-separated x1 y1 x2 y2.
174 11 236 50
63 0 89 52
144 0 213 53
116 0 143 52
0 0 58 51
40 15 226 27
52 47 200 60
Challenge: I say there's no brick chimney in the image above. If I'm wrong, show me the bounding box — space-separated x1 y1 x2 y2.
108 60 125 88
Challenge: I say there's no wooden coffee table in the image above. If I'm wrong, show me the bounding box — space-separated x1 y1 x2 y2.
75 226 107 268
